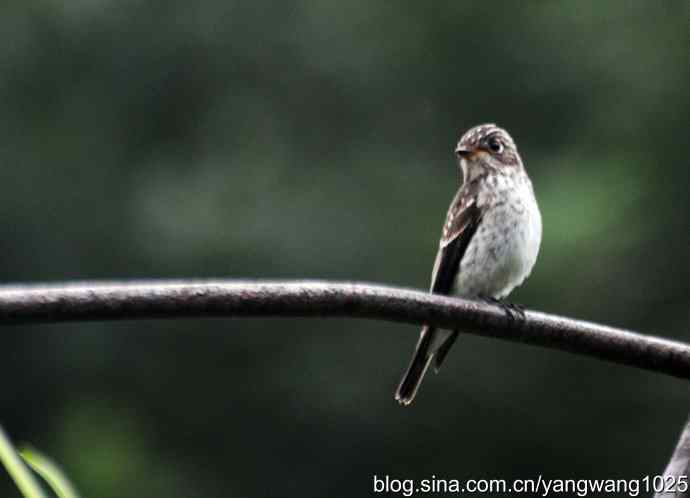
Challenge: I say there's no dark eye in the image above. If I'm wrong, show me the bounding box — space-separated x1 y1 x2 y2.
488 137 503 154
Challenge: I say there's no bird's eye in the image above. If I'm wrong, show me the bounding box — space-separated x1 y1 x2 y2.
488 137 503 154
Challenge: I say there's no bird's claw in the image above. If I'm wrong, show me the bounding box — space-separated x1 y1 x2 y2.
503 302 526 322
479 295 526 322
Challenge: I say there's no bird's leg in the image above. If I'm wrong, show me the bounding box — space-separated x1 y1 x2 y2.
478 295 526 322
505 301 526 321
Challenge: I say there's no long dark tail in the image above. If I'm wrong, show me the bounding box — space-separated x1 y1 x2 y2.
395 326 435 406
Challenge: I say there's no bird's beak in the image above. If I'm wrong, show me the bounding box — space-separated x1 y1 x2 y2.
455 145 474 158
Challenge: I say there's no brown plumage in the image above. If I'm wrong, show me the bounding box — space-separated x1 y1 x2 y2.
395 123 542 405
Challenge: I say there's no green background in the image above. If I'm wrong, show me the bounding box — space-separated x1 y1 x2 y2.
0 1 688 496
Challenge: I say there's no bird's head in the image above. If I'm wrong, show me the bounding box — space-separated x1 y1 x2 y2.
455 124 523 182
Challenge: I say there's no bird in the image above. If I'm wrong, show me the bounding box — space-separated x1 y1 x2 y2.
395 123 542 406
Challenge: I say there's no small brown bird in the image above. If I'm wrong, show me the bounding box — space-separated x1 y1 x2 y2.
395 123 542 405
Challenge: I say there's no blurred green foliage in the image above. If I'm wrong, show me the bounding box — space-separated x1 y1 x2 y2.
21 444 80 498
0 1 687 496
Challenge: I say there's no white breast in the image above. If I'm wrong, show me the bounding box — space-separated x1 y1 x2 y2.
453 173 542 299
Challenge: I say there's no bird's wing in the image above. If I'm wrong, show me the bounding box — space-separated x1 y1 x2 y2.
425 187 483 371
394 186 484 404
429 188 483 294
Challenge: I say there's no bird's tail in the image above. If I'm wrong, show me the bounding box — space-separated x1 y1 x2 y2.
395 326 435 406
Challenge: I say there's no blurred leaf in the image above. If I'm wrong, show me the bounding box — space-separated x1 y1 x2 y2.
20 447 80 498
0 426 48 498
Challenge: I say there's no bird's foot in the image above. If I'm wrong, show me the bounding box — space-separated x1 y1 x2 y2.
479 295 526 322
504 301 526 322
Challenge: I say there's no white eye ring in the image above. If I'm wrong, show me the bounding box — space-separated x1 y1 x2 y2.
488 138 503 154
